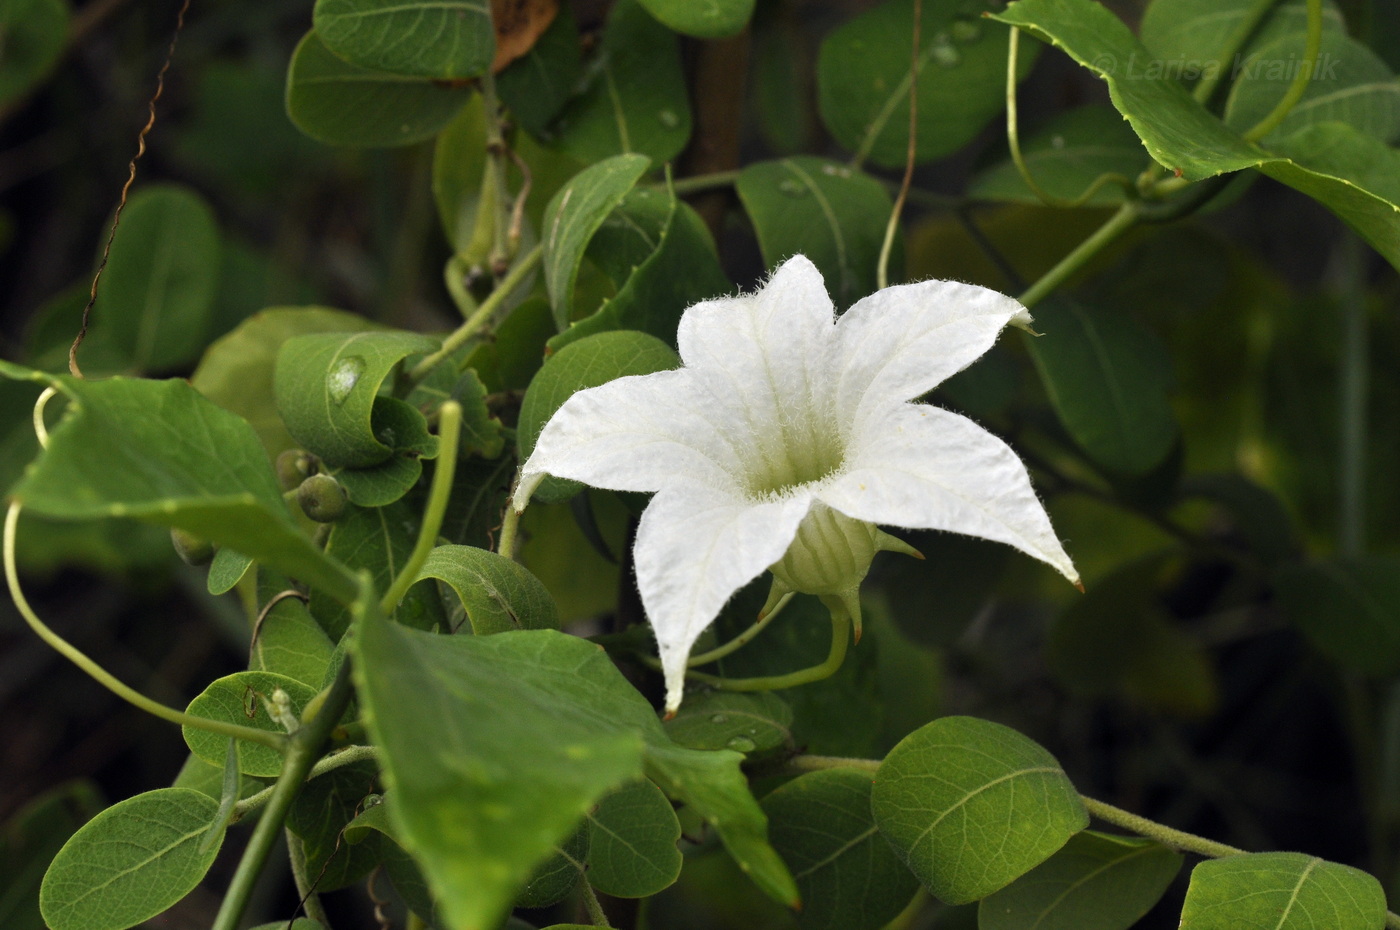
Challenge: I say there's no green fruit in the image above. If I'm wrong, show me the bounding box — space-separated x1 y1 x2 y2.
170 527 215 566
297 474 348 523
276 449 318 491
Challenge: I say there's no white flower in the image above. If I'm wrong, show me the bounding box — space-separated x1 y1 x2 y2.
514 255 1078 712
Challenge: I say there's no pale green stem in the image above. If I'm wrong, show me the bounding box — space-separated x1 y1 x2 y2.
1004 27 1133 209
287 829 332 926
1079 796 1245 858
407 245 543 384
1192 0 1283 106
876 0 921 291
232 744 381 820
479 71 515 273
686 604 850 693
686 593 794 667
1242 0 1323 141
4 502 287 751
1016 202 1140 310
498 496 522 562
32 386 58 448
380 401 461 614
664 170 740 197
211 654 360 930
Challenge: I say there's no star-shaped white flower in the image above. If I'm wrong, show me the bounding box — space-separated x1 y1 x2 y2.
514 255 1078 712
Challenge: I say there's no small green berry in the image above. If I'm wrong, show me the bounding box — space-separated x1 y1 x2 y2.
297 474 348 522
276 449 318 491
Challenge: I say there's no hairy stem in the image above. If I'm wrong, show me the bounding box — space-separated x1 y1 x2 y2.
687 603 850 692
233 745 381 821
380 401 462 614
1016 202 1139 310
5 503 287 751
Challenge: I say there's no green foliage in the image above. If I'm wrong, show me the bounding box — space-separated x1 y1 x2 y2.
736 157 896 309
285 31 475 147
418 544 559 634
39 789 223 930
818 0 1034 167
636 0 754 39
0 781 101 930
183 671 315 776
872 716 1088 903
764 769 920 930
0 0 66 105
970 106 1148 206
979 831 1183 930
1180 853 1386 929
1276 556 1400 675
541 153 651 328
585 780 683 898
663 691 793 754
313 0 494 80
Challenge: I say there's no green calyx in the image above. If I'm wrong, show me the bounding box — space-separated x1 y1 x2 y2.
768 503 921 640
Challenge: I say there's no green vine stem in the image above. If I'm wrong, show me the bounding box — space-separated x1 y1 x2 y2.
211 628 362 930
4 502 288 751
687 592 794 667
580 878 613 927
232 744 380 821
407 245 543 384
1241 0 1323 141
286 829 332 926
1015 201 1140 310
684 602 851 694
380 400 461 614
1191 0 1283 107
876 0 921 291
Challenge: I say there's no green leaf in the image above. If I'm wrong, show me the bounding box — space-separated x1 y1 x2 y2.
1139 0 1345 69
551 189 730 351
586 780 683 898
39 788 223 930
0 781 102 930
343 801 441 923
192 306 381 459
764 769 920 930
170 753 259 804
1049 554 1217 717
871 716 1088 904
517 330 679 503
979 830 1182 930
969 106 1148 206
1276 556 1400 676
817 0 1033 167
1224 30 1400 145
736 157 895 310
551 0 691 164
0 0 66 105
274 330 439 468
635 0 753 38
991 0 1400 272
287 760 382 891
516 827 587 907
183 671 315 777
0 365 358 603
418 544 558 634
874 531 1009 648
663 691 794 754
542 153 651 329
311 499 448 639
89 184 221 373
1180 852 1386 930
249 921 324 930
1025 298 1178 474
313 0 493 79
442 452 515 549
252 575 334 687
431 96 490 256
206 546 253 596
285 31 474 148
352 624 796 930
497 5 582 137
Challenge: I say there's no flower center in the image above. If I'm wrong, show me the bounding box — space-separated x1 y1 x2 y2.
742 412 847 499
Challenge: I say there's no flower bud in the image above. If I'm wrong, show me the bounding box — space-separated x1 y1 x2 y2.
297 474 348 523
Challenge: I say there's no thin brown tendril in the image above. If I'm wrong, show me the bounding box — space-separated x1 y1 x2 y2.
70 0 191 379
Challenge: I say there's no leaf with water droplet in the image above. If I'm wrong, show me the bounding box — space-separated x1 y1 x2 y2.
664 691 793 754
275 330 439 468
818 0 1034 166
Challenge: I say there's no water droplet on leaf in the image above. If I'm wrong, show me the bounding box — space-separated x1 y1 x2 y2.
1051 135 1066 150
709 714 729 724
726 736 756 752
376 426 397 447
931 41 961 68
327 356 366 405
778 179 807 197
657 109 680 129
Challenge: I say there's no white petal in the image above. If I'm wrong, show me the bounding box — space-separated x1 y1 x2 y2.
832 279 1029 425
819 404 1078 584
674 256 839 485
633 483 813 712
515 369 746 509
